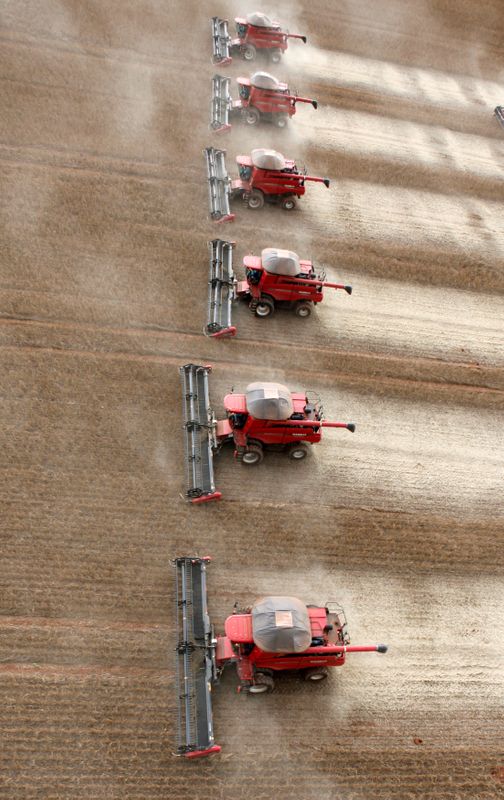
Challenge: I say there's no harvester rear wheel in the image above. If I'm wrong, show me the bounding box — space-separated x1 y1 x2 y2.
269 48 282 64
294 301 312 318
288 442 309 460
274 114 289 129
242 443 264 465
243 44 257 61
255 296 274 317
243 107 260 126
302 667 329 682
249 673 275 693
281 196 296 211
247 190 264 210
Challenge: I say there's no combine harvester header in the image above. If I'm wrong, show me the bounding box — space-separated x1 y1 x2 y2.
174 556 388 758
212 12 307 65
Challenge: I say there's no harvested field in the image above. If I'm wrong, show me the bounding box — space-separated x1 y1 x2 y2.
1 1 503 799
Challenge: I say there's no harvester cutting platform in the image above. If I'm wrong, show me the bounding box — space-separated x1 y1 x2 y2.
494 106 504 128
205 146 330 222
180 363 355 503
206 240 352 337
174 556 388 758
211 72 317 132
212 12 307 65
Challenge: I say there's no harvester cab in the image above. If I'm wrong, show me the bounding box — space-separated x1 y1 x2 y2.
494 106 504 127
180 364 355 502
204 146 330 222
211 71 317 132
174 557 388 757
206 240 352 337
211 12 307 65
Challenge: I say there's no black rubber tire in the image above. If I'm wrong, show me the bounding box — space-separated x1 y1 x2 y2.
242 443 264 465
302 667 329 682
287 442 309 460
281 196 296 211
247 190 264 210
243 44 257 61
249 672 275 693
274 114 289 128
294 301 312 318
243 107 261 126
255 296 274 317
269 48 282 64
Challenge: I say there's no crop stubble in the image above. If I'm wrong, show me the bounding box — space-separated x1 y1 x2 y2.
0 0 503 798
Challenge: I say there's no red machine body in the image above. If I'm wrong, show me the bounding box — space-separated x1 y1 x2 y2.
215 601 388 692
237 251 352 319
233 16 305 57
232 150 329 211
212 14 306 66
216 386 354 464
233 76 316 127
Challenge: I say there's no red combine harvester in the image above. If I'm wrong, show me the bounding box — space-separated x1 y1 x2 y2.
206 240 352 338
212 12 307 65
494 106 504 128
205 146 330 222
180 363 355 503
211 71 317 132
174 557 388 758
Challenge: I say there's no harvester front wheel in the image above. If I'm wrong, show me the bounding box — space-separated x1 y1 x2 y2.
242 443 264 465
288 442 309 460
269 48 282 64
255 296 274 317
294 301 312 318
247 190 264 210
274 114 289 129
249 673 274 693
302 667 329 682
243 44 257 61
281 196 296 211
243 107 260 126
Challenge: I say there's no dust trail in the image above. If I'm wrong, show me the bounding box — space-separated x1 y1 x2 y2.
295 106 504 183
286 42 504 111
302 177 504 261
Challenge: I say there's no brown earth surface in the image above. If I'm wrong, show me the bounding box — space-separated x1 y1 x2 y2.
1 0 504 798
